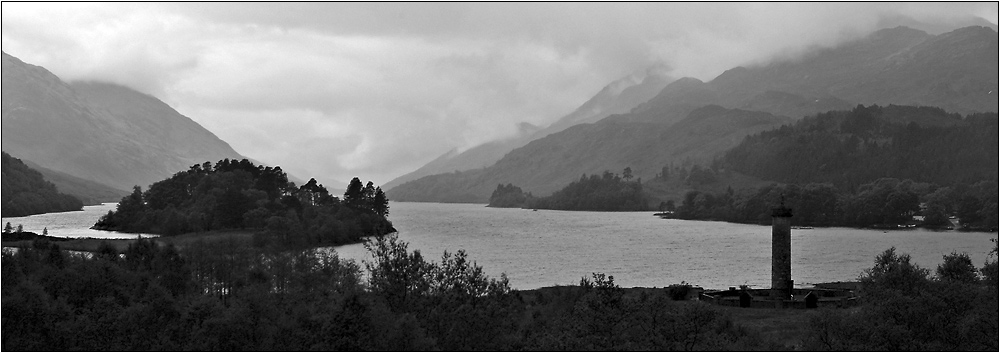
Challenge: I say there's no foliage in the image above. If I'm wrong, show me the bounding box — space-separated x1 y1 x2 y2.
723 105 998 190
1 233 521 351
525 168 651 211
936 252 979 284
667 178 997 230
519 273 781 350
7 235 994 351
92 159 394 247
803 247 998 351
488 183 532 208
1 151 83 217
487 168 651 211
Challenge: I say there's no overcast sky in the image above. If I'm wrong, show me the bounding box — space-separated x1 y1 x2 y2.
2 2 996 186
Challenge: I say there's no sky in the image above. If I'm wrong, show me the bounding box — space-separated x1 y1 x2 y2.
2 2 997 187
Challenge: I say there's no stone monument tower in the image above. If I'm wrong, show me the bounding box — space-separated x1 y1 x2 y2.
770 196 793 300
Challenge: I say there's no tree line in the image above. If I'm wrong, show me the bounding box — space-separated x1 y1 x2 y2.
801 245 997 350
488 168 650 211
0 234 776 351
3 232 995 350
92 159 393 247
722 104 998 190
1 151 83 217
668 178 997 231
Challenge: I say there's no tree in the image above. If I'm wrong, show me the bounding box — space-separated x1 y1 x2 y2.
859 247 930 296
364 181 376 202
344 177 365 210
3 222 11 234
622 167 633 182
42 227 48 236
364 233 433 311
936 252 978 283
373 187 389 217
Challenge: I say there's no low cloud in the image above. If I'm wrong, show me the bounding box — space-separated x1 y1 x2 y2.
2 2 996 185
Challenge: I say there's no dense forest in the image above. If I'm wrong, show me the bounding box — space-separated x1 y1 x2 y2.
1 152 83 217
668 178 997 231
488 183 533 208
2 234 996 350
654 104 999 230
722 104 998 189
488 168 650 211
92 159 394 247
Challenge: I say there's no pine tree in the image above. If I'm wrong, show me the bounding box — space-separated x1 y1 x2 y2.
373 187 389 217
3 222 11 234
363 181 376 212
344 177 365 209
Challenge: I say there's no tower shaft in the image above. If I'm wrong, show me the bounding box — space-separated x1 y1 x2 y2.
771 206 793 299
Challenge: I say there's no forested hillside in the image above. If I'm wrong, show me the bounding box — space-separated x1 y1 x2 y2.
1 152 83 217
722 104 998 189
93 159 393 247
658 104 999 230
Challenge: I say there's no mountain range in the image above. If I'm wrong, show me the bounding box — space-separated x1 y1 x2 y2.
387 25 999 204
2 51 247 202
381 66 675 191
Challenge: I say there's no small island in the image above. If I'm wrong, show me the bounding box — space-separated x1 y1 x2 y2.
488 168 649 211
92 158 394 248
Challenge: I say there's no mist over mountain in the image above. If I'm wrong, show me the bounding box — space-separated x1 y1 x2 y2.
387 26 999 203
381 68 674 191
1 52 246 192
389 105 792 203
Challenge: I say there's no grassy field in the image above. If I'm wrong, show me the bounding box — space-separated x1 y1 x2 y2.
715 304 815 349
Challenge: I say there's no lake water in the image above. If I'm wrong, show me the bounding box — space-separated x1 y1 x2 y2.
332 202 996 290
1 203 152 239
5 202 995 290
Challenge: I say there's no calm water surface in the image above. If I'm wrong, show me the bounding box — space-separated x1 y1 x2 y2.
333 202 996 290
1 203 151 239
5 202 993 290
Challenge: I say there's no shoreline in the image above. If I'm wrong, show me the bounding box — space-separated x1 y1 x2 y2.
2 230 254 253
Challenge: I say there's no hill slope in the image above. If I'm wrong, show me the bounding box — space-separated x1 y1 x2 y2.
1 52 246 191
722 104 998 188
20 159 129 205
2 152 83 217
387 26 998 204
382 68 673 190
389 106 792 203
